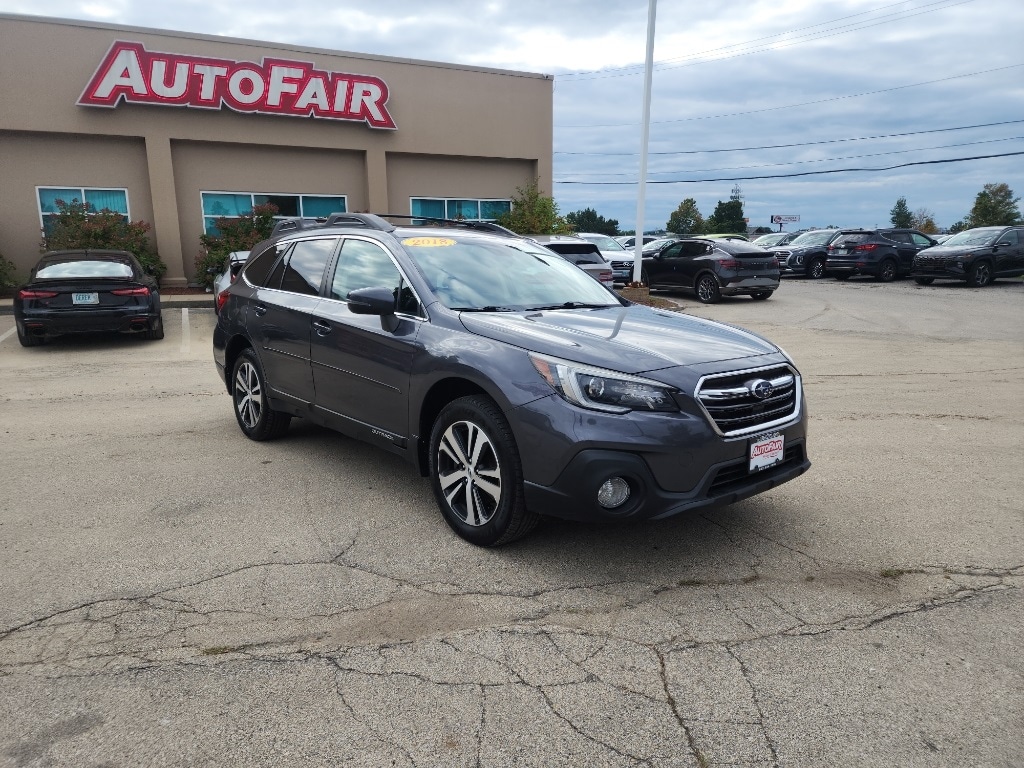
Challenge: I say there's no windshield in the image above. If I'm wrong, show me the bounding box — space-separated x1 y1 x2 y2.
788 230 836 247
753 233 787 246
643 238 676 252
579 234 626 251
941 229 1000 247
404 237 621 311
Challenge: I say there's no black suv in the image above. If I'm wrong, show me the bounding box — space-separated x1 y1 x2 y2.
213 214 809 546
911 226 1024 287
769 229 843 279
641 238 780 303
825 229 937 282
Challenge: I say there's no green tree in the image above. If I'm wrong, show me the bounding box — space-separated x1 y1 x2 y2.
495 180 572 235
565 207 619 235
666 198 705 234
912 208 938 234
966 183 1022 227
196 203 279 288
704 199 745 234
43 199 166 280
948 219 970 234
0 250 18 290
889 197 913 228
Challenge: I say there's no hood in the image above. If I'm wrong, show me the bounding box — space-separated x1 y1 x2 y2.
459 305 780 374
918 244 991 256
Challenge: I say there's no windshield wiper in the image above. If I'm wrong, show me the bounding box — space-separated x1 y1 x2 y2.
525 301 616 311
451 305 517 312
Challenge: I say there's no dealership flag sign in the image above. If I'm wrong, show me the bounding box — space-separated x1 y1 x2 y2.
79 41 397 129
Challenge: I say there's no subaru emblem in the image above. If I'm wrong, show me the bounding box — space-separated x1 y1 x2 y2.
750 379 774 400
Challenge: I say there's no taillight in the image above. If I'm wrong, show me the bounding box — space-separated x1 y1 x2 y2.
18 289 58 299
854 243 879 251
718 259 740 269
216 288 231 313
111 286 150 296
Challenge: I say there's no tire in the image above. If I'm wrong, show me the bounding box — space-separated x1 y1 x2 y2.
428 395 538 547
16 323 43 347
876 259 897 282
640 269 650 287
967 261 992 287
231 348 291 441
694 273 721 304
750 291 773 300
807 258 826 279
914 277 934 285
144 316 164 340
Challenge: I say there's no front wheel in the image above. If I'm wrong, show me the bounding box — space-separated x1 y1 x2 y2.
694 273 721 304
231 348 291 440
750 291 773 300
429 395 538 547
914 277 934 285
807 258 826 279
967 262 992 287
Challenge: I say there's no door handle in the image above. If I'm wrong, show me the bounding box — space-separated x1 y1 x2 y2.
312 319 332 336
253 305 267 317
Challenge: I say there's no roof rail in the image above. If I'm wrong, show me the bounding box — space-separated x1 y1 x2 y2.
269 213 396 238
374 214 521 238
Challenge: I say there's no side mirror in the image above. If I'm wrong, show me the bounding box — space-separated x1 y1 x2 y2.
347 286 396 316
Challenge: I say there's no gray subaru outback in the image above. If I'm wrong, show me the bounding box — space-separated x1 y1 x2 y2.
213 214 810 546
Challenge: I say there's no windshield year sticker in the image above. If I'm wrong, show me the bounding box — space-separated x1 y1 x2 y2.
402 237 456 247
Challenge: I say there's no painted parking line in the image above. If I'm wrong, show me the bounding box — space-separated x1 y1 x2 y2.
0 326 14 344
179 308 190 354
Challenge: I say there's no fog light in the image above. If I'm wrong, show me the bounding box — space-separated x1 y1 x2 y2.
597 477 631 509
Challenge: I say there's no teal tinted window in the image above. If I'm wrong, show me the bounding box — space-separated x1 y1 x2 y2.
83 189 128 214
302 196 346 218
202 193 252 217
480 200 511 219
38 188 83 213
447 200 479 220
411 199 445 219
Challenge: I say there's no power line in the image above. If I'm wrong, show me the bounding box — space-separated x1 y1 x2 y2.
553 151 1024 185
559 0 974 82
554 119 1024 156
556 64 1024 128
558 136 1024 177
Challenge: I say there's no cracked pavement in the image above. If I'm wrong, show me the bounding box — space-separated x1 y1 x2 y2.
1 279 1021 767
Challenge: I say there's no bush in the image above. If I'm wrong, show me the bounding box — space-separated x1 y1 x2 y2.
42 199 167 281
196 204 279 288
0 250 18 292
495 180 572 235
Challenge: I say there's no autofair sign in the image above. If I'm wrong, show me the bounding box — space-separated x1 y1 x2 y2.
771 215 800 224
78 41 397 130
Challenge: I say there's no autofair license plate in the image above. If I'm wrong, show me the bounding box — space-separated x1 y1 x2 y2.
749 432 784 472
72 292 99 305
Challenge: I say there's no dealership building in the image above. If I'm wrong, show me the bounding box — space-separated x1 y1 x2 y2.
0 14 554 286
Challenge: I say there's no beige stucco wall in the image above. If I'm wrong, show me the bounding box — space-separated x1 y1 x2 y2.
0 14 553 284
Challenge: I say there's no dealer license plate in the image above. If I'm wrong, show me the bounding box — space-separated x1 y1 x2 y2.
749 431 784 472
72 292 99 305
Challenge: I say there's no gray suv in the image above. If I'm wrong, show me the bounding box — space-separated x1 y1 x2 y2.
213 214 810 546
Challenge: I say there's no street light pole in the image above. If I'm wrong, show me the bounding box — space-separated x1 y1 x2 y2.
632 0 658 284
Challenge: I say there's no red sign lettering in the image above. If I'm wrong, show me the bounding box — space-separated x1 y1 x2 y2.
78 41 397 130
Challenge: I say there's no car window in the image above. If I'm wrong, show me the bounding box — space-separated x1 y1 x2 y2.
579 234 625 251
280 237 337 296
943 230 999 247
911 233 933 246
329 238 422 316
243 243 285 287
660 242 684 258
789 230 837 246
885 232 912 244
35 259 134 279
835 233 870 246
998 230 1019 246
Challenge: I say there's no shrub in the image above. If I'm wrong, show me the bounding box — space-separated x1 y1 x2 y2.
42 199 167 281
196 204 279 288
0 250 18 292
495 180 572 235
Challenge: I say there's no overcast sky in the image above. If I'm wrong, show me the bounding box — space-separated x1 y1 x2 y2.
3 0 1022 232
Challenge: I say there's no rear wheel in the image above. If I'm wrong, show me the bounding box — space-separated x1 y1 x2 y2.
876 259 897 282
967 261 992 287
16 323 43 347
914 277 935 285
429 395 538 547
807 258 826 279
750 291 773 300
144 316 164 340
231 348 291 440
695 273 721 304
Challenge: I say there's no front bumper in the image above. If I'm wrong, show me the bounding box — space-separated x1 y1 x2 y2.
911 260 968 280
510 390 809 522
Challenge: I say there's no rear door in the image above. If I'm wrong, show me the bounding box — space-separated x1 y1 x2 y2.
993 228 1022 274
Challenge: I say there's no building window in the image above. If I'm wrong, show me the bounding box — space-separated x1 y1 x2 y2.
411 198 511 223
201 192 347 235
37 187 129 236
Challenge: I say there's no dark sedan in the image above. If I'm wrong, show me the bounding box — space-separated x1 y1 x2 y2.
641 238 780 303
213 214 810 546
911 226 1024 286
14 249 163 346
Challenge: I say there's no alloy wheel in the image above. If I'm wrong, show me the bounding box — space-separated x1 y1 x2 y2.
234 360 263 430
436 420 503 527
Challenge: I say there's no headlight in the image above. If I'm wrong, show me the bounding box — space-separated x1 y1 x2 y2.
529 353 678 413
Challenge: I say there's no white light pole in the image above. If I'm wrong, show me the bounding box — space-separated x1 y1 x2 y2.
632 0 657 284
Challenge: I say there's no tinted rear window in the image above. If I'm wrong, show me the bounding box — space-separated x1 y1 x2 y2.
835 233 870 246
36 260 133 279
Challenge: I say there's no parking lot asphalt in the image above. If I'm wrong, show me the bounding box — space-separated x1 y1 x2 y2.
0 277 1021 767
